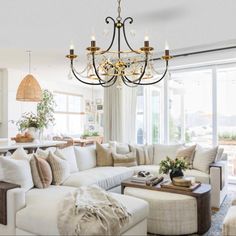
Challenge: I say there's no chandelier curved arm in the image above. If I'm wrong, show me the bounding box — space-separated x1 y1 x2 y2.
70 60 109 86
132 60 169 85
101 17 117 54
91 53 117 84
122 53 148 84
121 75 138 88
122 17 139 53
98 75 118 88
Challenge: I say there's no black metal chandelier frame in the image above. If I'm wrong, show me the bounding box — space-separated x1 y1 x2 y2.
66 0 172 87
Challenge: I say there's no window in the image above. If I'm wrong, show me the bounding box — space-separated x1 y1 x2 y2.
136 84 162 144
217 67 236 182
54 92 84 135
169 70 213 145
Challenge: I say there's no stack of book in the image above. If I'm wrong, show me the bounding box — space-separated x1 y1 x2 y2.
131 174 154 183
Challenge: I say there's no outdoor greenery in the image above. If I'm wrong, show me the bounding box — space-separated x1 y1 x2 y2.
81 131 99 138
218 132 236 141
159 157 189 175
14 89 56 132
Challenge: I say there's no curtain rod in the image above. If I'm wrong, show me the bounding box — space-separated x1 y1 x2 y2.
153 45 236 61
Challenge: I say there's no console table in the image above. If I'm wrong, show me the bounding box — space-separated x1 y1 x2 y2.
0 140 67 155
121 179 211 235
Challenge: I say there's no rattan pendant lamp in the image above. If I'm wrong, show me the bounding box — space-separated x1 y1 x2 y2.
16 51 42 102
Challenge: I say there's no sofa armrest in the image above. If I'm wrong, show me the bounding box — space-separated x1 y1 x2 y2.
209 161 227 190
0 182 20 225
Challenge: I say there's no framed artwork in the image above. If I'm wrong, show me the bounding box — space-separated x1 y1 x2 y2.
97 104 103 111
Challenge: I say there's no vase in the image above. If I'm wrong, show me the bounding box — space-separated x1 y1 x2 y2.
27 127 39 139
169 169 184 180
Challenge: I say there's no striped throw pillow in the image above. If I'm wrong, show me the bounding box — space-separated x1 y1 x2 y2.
47 151 70 185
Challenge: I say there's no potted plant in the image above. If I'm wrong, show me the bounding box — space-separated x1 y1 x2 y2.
159 157 189 180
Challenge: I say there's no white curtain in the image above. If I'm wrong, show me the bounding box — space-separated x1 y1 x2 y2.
103 82 137 143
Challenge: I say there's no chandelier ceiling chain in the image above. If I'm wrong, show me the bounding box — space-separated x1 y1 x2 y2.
66 0 172 87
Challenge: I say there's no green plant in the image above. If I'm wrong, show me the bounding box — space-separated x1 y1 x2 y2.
13 112 41 132
159 157 189 175
37 89 56 130
81 130 99 138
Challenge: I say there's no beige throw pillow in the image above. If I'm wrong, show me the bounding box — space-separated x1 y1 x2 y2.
176 145 196 169
96 142 115 166
30 154 52 188
193 145 218 173
129 145 151 165
112 152 137 167
47 151 70 185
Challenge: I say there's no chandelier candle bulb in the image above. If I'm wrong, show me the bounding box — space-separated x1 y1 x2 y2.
91 36 96 47
144 36 149 47
69 44 74 55
165 42 169 56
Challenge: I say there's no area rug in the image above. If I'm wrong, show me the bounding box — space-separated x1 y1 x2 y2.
148 191 235 236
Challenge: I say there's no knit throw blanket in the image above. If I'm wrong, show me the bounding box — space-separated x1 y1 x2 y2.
57 185 131 236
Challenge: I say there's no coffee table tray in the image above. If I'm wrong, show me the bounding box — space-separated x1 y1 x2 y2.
161 181 201 192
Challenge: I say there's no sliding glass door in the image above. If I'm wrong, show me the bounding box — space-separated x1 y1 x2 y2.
217 67 236 182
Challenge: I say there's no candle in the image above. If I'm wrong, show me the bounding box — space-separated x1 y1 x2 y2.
165 41 169 56
69 43 74 55
91 35 96 47
144 36 149 47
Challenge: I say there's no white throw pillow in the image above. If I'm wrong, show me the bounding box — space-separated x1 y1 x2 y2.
74 146 96 171
36 148 50 159
0 157 34 190
11 147 31 161
215 148 224 162
153 144 183 164
193 145 218 173
55 146 78 173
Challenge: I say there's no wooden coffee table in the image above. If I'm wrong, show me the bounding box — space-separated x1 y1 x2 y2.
121 178 211 234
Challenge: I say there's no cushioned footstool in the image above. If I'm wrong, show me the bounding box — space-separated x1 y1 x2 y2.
223 205 236 236
124 187 198 235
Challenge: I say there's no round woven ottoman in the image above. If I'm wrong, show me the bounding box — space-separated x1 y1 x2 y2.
124 187 198 235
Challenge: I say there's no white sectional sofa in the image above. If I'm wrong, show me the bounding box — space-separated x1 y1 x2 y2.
0 143 228 235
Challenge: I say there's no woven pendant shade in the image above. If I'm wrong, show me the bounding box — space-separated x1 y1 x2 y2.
16 74 42 102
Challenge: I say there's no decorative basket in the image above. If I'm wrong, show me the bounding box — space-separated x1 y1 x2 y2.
13 137 34 143
172 177 192 187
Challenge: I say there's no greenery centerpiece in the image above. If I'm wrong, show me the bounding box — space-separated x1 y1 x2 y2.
159 157 189 180
13 89 56 140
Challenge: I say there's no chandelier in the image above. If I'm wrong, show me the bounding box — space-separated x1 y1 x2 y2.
66 0 172 87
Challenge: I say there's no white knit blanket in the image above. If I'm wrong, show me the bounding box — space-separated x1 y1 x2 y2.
57 185 131 236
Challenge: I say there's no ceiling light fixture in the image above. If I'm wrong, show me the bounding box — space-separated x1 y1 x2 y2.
16 51 42 102
66 0 172 87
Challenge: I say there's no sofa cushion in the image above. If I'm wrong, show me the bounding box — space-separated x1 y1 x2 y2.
96 142 115 166
16 185 148 235
176 145 196 169
112 152 137 167
153 144 183 164
30 155 52 188
55 146 78 173
0 157 33 190
193 145 218 173
11 147 31 161
62 167 134 190
130 145 151 165
74 146 96 171
184 169 210 184
47 151 70 185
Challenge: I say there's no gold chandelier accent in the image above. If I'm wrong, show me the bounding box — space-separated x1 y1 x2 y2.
66 0 172 87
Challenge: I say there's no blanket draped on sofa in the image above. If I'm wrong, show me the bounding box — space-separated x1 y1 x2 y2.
57 185 131 236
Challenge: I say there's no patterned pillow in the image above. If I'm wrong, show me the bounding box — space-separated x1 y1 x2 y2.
47 151 70 185
112 152 137 167
176 145 196 169
96 142 116 166
30 154 52 188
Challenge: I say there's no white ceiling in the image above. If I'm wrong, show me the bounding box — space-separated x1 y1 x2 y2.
0 0 236 84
